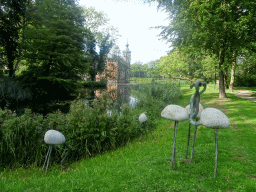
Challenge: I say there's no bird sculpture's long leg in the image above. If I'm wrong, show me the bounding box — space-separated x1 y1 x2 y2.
146 122 154 139
186 122 191 159
138 123 143 140
214 129 218 180
45 145 52 174
171 121 178 169
61 143 71 164
43 145 51 170
145 122 148 137
190 125 198 163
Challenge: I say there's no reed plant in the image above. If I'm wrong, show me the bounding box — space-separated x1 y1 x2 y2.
131 81 182 118
0 82 182 170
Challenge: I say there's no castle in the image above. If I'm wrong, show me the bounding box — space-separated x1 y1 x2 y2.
95 43 131 84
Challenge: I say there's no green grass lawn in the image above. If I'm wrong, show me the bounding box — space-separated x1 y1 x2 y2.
1 84 256 191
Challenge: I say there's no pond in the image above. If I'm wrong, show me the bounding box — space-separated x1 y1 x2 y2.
79 82 139 110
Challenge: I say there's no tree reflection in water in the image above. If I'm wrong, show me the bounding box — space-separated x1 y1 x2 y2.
82 83 139 115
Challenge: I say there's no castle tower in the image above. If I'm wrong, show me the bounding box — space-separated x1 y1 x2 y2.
124 42 131 83
125 42 131 65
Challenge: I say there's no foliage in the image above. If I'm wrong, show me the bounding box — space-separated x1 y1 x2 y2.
82 6 120 44
201 54 218 83
0 77 31 115
234 51 256 87
0 82 182 168
157 49 188 79
130 60 161 78
2 86 256 191
14 0 90 115
157 48 218 83
131 81 182 118
83 79 107 88
130 62 146 78
0 0 28 77
86 30 114 81
149 0 256 98
16 65 81 116
0 92 138 168
0 108 44 168
23 0 89 78
83 6 117 81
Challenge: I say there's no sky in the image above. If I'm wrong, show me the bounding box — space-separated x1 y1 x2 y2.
79 0 171 64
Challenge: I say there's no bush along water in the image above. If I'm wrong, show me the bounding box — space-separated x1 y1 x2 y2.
131 81 182 119
0 82 182 169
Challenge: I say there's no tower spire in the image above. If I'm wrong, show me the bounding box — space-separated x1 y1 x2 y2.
126 39 129 50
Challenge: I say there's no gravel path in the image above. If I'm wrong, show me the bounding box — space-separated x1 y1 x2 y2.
235 89 256 102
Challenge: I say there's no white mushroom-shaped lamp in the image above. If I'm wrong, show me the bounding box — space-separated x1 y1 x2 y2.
185 103 204 162
161 105 189 169
200 108 230 179
43 130 70 173
138 113 153 140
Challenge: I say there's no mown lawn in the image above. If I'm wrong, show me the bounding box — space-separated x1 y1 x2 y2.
1 84 256 191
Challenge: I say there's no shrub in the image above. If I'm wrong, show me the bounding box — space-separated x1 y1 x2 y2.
83 79 107 87
131 81 182 118
234 74 256 87
0 77 32 115
0 91 141 168
0 108 44 168
0 82 182 169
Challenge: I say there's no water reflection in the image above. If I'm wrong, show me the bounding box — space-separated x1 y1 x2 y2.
82 82 139 109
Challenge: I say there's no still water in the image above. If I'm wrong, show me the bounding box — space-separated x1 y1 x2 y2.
80 82 139 109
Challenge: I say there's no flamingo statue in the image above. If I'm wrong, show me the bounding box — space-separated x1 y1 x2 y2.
43 130 70 173
161 105 189 169
138 113 153 140
186 80 206 162
200 108 230 179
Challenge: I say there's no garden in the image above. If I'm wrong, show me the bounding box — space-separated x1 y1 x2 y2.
1 82 256 191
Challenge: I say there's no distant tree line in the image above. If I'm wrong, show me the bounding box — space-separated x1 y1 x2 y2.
144 0 256 98
130 60 162 78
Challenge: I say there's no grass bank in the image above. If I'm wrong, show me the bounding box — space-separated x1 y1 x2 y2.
1 84 256 191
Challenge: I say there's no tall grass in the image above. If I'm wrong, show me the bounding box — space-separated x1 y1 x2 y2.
0 82 181 169
131 81 182 118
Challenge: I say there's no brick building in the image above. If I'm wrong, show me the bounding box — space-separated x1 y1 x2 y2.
95 43 131 84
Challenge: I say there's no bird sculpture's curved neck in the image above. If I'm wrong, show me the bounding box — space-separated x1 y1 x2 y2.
189 80 206 125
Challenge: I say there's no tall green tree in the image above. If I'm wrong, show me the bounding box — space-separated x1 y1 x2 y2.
235 50 256 87
23 0 88 78
86 31 113 81
147 59 161 77
83 6 118 81
130 62 144 78
149 0 256 98
156 48 213 82
0 0 28 77
18 0 89 115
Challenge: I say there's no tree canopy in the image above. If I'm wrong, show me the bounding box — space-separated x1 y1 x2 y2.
148 0 256 98
15 0 91 115
0 0 28 77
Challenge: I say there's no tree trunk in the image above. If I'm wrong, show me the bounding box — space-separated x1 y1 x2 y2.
224 70 228 89
218 48 227 99
8 59 14 78
90 61 96 81
229 62 235 93
229 51 237 93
